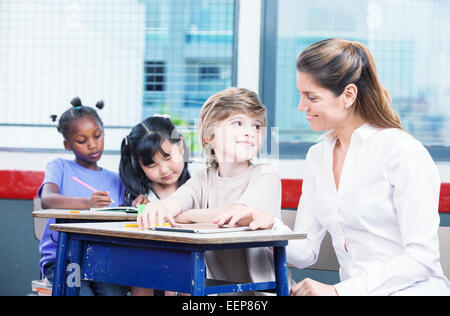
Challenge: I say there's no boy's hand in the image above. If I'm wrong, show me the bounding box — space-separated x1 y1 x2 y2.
137 200 177 230
88 191 113 208
215 205 275 230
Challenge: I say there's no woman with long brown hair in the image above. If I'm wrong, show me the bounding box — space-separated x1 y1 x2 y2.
217 39 450 296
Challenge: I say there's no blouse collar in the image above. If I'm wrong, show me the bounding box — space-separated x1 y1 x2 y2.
317 123 380 145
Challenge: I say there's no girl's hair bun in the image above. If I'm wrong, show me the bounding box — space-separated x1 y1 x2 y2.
70 96 83 108
69 97 104 110
56 96 104 139
95 100 104 110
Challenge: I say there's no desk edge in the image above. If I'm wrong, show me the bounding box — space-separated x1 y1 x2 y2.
49 223 307 245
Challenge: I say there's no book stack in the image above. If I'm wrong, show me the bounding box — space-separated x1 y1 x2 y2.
90 206 139 213
31 279 52 296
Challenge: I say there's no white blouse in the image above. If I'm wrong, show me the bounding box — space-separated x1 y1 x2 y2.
277 123 450 296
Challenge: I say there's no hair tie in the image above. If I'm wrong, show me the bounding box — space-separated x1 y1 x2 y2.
141 122 152 135
153 113 171 119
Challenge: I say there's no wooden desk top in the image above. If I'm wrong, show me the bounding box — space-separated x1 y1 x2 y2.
50 221 306 245
33 209 137 221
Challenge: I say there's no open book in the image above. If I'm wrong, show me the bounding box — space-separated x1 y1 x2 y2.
89 206 139 214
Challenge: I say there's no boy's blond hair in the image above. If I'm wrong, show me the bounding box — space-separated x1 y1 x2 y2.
199 87 267 169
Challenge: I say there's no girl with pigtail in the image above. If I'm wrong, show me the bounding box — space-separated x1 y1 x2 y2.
39 97 129 296
119 115 191 296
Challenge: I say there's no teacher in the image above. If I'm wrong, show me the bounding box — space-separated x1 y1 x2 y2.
217 38 450 296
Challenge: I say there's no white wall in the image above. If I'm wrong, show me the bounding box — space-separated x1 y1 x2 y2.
237 0 262 93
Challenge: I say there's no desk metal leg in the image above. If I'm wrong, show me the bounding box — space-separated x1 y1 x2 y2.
52 232 69 296
274 246 289 296
191 251 205 296
66 238 83 296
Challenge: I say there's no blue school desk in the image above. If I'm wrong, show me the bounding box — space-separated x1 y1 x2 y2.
49 221 306 296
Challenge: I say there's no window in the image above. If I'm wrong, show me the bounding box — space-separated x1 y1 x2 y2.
199 66 221 80
183 61 231 108
0 0 145 128
262 0 450 160
144 61 165 92
0 0 237 151
141 0 236 123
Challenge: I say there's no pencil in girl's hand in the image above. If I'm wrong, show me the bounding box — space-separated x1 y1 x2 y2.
72 176 97 192
71 176 115 203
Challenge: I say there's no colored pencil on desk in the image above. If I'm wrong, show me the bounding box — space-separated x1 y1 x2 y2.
124 223 140 228
71 176 115 203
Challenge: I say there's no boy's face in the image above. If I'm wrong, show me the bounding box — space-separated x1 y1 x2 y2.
209 113 264 164
64 116 105 168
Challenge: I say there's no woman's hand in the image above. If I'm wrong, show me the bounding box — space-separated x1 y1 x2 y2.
88 191 113 208
290 278 338 296
215 205 275 230
132 194 149 207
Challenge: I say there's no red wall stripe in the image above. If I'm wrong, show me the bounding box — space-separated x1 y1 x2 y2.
0 170 449 213
281 179 303 210
440 183 450 213
281 179 450 214
0 170 44 200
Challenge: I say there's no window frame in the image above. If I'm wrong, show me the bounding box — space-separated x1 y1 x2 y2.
259 0 450 162
0 0 240 154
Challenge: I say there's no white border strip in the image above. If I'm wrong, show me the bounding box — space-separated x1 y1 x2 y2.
236 0 262 93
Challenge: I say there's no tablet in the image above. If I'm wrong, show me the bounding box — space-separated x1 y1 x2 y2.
154 223 252 234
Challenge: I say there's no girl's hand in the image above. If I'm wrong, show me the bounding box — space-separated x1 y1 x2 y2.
88 191 113 208
290 278 338 296
215 205 275 230
137 200 178 230
132 194 149 207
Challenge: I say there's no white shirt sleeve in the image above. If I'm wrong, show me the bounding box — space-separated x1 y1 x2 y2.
170 168 206 211
283 151 328 269
235 165 282 218
335 141 442 296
